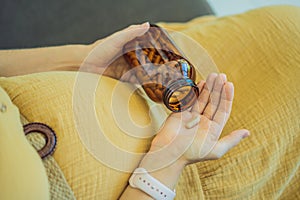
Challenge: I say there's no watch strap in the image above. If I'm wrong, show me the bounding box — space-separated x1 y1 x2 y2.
129 168 176 200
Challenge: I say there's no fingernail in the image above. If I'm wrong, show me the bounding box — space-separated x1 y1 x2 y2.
220 73 227 82
197 80 205 85
141 22 150 27
226 82 234 88
242 131 250 139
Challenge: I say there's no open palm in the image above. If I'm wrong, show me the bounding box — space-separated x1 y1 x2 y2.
150 73 250 165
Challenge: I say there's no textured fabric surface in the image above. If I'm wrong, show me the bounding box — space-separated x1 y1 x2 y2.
0 72 153 200
20 115 76 200
0 5 300 200
160 5 300 199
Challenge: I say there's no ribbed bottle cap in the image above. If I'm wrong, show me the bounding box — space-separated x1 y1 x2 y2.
163 78 199 112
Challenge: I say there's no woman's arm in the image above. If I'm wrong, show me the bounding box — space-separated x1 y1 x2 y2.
0 87 50 199
119 73 250 199
0 22 149 77
120 157 186 200
0 44 92 77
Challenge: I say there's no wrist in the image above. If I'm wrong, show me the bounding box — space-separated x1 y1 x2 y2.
139 152 186 190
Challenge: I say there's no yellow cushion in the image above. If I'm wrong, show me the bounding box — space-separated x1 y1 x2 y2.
0 72 154 199
1 5 300 200
162 5 300 199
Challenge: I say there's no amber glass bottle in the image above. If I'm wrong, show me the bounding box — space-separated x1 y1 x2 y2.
123 24 199 112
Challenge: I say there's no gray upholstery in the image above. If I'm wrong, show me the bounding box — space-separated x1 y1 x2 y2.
0 0 213 49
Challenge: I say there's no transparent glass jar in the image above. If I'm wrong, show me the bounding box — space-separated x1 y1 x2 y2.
123 24 199 112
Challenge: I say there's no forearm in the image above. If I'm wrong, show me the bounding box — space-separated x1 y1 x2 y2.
0 44 92 77
119 152 186 200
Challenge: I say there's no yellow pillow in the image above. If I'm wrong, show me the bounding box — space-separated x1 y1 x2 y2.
0 72 155 199
165 5 300 199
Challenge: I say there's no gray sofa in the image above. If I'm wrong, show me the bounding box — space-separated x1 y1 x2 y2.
0 0 213 49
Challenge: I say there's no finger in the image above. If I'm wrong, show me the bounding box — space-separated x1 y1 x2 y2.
208 129 250 159
87 22 150 68
192 73 218 114
213 82 234 125
79 61 106 74
205 72 218 95
120 72 140 84
197 80 206 91
191 80 205 113
203 74 226 119
108 22 150 50
220 73 227 82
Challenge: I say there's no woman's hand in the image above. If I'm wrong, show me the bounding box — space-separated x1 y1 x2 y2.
144 73 250 169
80 22 149 81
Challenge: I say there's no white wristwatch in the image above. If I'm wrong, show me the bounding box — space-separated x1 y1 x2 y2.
129 168 176 200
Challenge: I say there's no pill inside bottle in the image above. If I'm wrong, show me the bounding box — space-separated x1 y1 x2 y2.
123 24 199 112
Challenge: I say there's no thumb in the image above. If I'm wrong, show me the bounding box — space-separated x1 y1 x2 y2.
208 129 250 159
108 22 150 50
89 22 150 67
